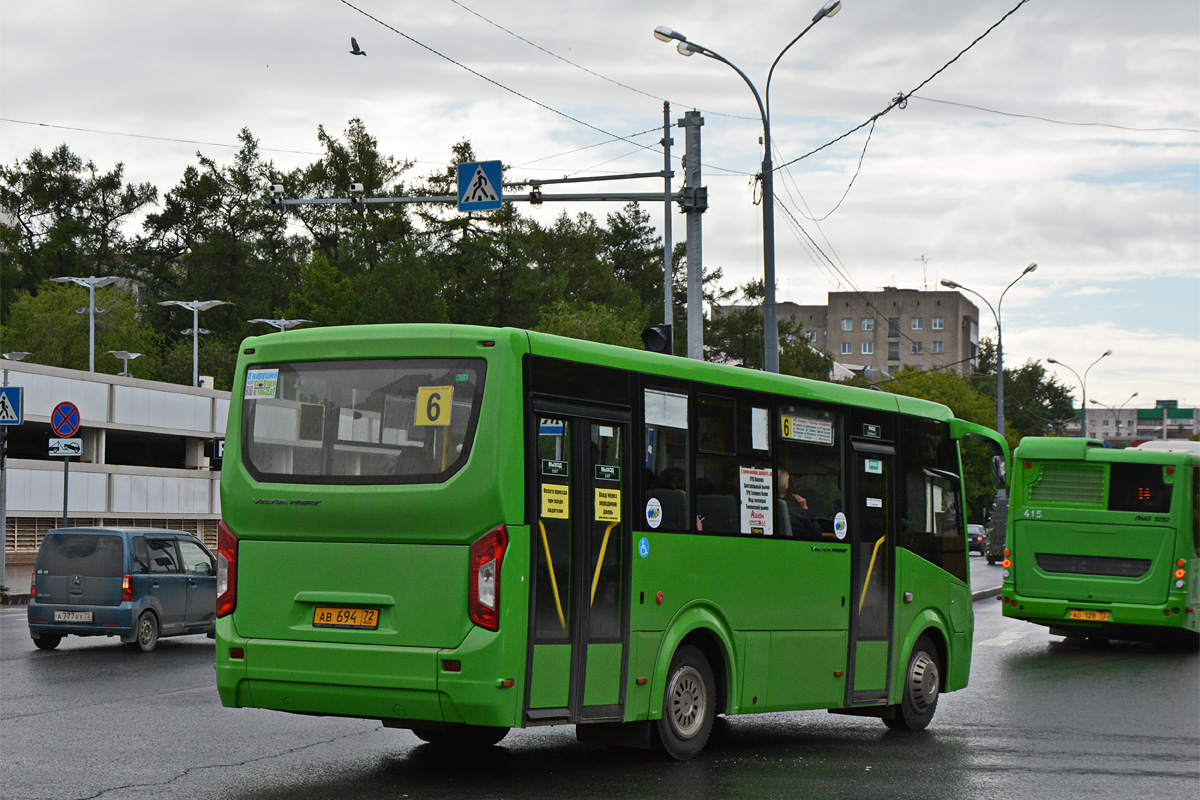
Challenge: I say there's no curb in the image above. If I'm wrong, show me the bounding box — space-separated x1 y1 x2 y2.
972 586 1001 603
1 592 31 606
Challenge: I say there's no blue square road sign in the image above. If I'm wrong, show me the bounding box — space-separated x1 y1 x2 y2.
457 160 503 212
0 386 22 425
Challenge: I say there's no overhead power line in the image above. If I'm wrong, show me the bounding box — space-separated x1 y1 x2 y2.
0 118 323 156
910 95 1200 134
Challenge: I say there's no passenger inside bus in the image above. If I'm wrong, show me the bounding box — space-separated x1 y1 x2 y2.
777 468 822 539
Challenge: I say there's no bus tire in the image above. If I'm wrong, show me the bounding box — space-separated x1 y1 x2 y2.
653 645 715 760
33 633 62 650
884 634 940 731
412 725 509 748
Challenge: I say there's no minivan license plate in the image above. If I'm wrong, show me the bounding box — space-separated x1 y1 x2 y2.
313 606 379 629
1068 609 1109 622
53 610 93 623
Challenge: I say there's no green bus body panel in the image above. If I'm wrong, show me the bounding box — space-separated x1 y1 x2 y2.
893 549 970 694
1002 437 1198 637
583 643 623 707
1011 520 1174 606
529 645 571 708
235 540 471 646
765 631 847 710
853 641 889 691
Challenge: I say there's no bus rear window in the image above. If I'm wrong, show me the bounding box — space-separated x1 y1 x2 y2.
242 358 486 484
1108 462 1172 513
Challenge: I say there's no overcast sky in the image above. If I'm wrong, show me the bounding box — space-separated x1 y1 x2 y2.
2 0 1197 412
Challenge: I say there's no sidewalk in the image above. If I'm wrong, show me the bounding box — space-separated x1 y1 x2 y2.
2 552 35 604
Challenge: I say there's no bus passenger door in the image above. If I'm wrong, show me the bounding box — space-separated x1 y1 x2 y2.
526 410 629 725
848 442 895 706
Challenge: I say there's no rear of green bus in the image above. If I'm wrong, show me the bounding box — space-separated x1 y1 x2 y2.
216 324 531 735
1001 438 1199 641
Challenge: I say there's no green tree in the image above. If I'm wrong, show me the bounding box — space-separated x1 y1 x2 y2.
880 365 998 522
706 280 832 380
0 144 156 319
973 339 1075 446
535 301 644 348
0 283 162 377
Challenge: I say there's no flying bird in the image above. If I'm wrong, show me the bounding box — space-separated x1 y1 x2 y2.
349 37 366 56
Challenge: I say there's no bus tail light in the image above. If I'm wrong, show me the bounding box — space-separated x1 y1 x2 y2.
469 525 508 631
216 520 238 618
122 575 134 602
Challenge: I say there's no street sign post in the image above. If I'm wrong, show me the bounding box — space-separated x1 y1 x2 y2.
0 386 19 591
51 401 81 527
456 160 503 212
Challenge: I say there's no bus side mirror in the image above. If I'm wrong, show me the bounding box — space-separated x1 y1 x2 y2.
642 324 673 355
990 450 1007 491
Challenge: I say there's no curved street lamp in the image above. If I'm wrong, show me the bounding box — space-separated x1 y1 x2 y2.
106 350 143 378
51 276 120 372
249 318 315 333
940 262 1037 437
1047 350 1112 439
655 0 842 373
1089 391 1138 440
158 300 230 387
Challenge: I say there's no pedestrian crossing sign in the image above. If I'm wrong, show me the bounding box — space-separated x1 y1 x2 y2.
457 160 503 212
0 386 22 425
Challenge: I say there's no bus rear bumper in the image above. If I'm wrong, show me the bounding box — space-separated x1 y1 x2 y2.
215 619 519 727
1002 594 1191 636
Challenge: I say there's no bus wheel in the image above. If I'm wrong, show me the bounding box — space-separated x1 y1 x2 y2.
653 645 715 760
412 725 509 748
884 635 940 731
33 633 62 650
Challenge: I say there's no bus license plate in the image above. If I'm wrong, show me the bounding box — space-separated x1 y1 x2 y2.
1068 609 1109 622
313 606 379 629
53 610 93 623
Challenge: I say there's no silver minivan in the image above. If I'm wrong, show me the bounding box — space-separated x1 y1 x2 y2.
27 527 216 652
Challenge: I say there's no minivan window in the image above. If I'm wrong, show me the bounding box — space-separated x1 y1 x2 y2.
178 540 214 575
146 538 181 574
35 533 124 576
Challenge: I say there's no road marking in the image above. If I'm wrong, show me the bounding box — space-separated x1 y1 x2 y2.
977 629 1028 647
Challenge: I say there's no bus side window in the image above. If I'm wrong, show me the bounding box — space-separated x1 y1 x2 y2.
898 418 966 582
643 388 690 532
776 405 843 542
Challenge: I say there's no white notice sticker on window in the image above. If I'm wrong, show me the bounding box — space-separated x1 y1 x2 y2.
866 497 883 508
245 369 279 399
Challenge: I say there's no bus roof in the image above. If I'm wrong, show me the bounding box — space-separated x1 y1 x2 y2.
1014 436 1199 466
239 323 959 423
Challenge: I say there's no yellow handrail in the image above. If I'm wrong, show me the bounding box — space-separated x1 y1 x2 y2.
538 520 567 632
590 520 620 606
858 534 888 614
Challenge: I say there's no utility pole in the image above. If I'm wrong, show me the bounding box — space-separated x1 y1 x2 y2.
679 110 707 361
661 102 674 338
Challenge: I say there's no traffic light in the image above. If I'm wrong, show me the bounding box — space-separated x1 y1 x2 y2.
641 324 673 355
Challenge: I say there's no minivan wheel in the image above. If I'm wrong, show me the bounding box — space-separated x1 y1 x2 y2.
33 633 62 650
133 611 159 652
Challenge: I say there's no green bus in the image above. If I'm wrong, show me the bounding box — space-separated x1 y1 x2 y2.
215 324 1007 758
1001 438 1199 642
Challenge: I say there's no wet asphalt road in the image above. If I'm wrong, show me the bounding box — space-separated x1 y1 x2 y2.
1 560 1196 800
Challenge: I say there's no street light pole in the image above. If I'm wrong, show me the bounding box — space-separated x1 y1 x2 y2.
940 262 1037 437
248 319 315 333
1088 391 1137 440
654 0 841 373
158 300 230 387
51 276 119 372
1047 350 1112 439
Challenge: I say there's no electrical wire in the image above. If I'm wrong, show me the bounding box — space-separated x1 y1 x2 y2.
910 95 1200 134
446 0 757 121
0 117 323 156
775 0 1035 172
339 0 662 157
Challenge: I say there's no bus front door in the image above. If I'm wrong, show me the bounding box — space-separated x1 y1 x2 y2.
526 411 629 725
848 442 895 706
